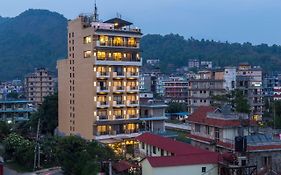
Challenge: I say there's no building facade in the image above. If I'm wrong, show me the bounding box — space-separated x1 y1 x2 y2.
187 106 281 173
57 12 142 140
24 68 55 107
236 64 263 120
163 76 189 103
0 99 34 123
188 70 226 113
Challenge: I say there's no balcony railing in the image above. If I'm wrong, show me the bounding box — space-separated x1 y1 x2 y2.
96 41 139 48
128 114 138 119
113 86 125 92
127 86 139 92
113 72 125 78
127 100 139 106
96 72 109 78
97 101 109 108
97 86 109 93
97 115 108 120
127 72 139 78
114 115 124 120
113 101 126 107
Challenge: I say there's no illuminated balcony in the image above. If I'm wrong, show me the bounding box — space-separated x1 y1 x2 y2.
113 101 126 107
96 41 140 49
128 114 138 119
96 72 110 78
127 100 139 107
113 72 125 78
126 72 139 78
113 86 125 92
97 86 109 93
97 101 109 108
97 115 109 121
127 86 139 92
113 115 125 120
94 57 142 66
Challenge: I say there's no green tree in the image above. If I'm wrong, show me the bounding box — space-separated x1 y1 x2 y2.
31 93 58 135
233 90 250 114
166 102 187 113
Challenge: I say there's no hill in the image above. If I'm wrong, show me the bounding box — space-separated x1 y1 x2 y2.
0 9 67 80
1 9 281 80
141 34 281 72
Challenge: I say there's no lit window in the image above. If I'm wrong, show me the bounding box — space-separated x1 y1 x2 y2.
84 51 92 58
113 52 122 61
84 36 92 44
128 37 136 47
113 37 123 46
97 51 106 60
99 35 109 45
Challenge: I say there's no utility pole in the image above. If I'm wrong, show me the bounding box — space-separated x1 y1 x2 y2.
33 118 41 171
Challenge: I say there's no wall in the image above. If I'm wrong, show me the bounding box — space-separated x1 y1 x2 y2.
141 159 218 175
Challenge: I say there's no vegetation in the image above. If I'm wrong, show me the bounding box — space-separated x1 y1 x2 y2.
264 100 281 129
1 10 281 80
0 121 11 140
211 90 250 114
166 102 187 113
30 93 58 135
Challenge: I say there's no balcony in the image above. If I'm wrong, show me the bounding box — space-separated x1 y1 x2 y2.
127 72 139 78
128 114 138 119
97 101 109 108
96 72 110 78
97 115 109 121
113 86 125 92
97 86 109 93
113 72 125 78
127 86 139 92
113 101 126 107
127 100 139 107
94 57 142 66
113 115 125 120
96 41 140 49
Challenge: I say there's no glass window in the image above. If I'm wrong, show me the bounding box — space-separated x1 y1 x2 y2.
84 51 92 58
128 37 136 47
99 35 109 45
84 36 92 44
113 52 122 61
113 37 123 46
97 51 106 60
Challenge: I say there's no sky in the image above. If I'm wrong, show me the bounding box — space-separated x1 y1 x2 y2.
1 0 281 45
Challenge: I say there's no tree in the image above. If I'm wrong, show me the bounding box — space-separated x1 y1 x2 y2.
0 121 11 140
166 102 187 113
6 92 19 99
30 93 58 135
233 90 250 114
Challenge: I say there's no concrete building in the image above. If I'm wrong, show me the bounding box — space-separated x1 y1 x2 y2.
236 63 263 120
139 73 157 94
24 68 55 107
187 106 281 173
139 100 167 133
188 59 200 69
163 76 189 103
0 99 34 123
136 133 219 175
57 10 142 140
223 67 236 91
188 70 226 113
273 86 281 101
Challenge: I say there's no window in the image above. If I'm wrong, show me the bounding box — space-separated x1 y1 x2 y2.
206 126 210 135
202 167 206 173
113 37 123 46
97 51 106 60
99 35 109 45
128 37 136 47
84 51 92 58
141 142 145 149
195 124 201 132
84 36 92 44
161 149 164 156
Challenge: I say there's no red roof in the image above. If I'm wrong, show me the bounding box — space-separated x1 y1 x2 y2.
187 106 256 127
146 153 219 167
136 132 210 155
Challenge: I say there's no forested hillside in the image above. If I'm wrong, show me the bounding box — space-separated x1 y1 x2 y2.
0 9 281 80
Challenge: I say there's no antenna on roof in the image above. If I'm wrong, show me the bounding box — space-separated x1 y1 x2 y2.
116 12 122 19
93 0 99 22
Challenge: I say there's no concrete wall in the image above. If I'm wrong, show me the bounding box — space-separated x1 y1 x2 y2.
142 159 218 175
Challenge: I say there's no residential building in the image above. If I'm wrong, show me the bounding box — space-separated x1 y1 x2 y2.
236 63 263 120
188 70 226 113
57 9 142 140
187 106 281 173
136 133 219 175
0 99 35 123
263 73 281 100
273 86 281 101
223 67 236 91
188 59 200 69
139 73 157 94
200 61 213 69
24 68 55 107
0 80 24 98
163 76 188 103
139 100 167 133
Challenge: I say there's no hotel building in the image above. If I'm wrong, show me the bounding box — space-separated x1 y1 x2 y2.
57 11 142 140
